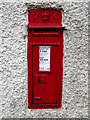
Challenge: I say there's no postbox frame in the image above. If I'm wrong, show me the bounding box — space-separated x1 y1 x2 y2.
28 9 63 109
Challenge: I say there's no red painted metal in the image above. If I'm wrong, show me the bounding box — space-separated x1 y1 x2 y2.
28 9 63 109
28 9 62 28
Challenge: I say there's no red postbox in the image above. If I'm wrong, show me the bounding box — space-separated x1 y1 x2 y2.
28 9 63 109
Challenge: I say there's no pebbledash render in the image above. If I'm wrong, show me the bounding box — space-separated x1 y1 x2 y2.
0 0 88 119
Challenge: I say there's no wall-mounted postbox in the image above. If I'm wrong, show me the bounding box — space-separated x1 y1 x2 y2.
28 9 63 109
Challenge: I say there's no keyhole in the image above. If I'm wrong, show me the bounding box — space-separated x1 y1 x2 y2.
38 78 40 83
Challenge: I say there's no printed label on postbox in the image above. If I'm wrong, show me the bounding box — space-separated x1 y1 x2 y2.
39 46 50 71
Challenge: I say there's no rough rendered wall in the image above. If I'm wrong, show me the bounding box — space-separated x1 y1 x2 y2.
1 0 88 119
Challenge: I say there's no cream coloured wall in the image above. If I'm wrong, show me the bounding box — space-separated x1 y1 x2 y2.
0 0 88 118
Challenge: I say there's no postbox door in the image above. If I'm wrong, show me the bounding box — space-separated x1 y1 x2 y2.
32 45 58 105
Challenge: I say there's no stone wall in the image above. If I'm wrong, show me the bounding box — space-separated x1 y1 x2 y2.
0 0 89 118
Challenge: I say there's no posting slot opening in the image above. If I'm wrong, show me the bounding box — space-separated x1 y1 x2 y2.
30 28 60 36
